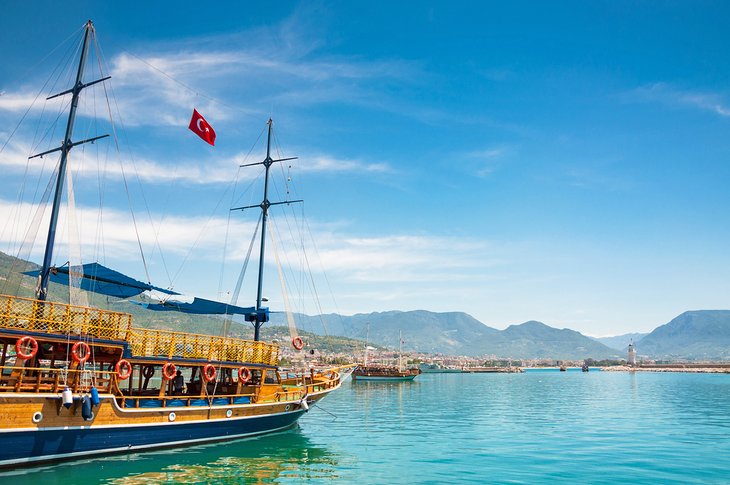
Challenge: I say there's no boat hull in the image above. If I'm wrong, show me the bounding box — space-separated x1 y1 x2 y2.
0 403 306 468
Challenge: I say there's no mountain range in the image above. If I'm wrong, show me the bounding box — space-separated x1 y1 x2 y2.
274 309 730 360
2 251 729 360
271 311 622 360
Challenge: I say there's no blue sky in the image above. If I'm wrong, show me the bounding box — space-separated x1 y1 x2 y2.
1 1 729 337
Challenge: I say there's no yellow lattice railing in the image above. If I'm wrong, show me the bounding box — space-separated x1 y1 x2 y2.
128 328 280 365
0 293 132 340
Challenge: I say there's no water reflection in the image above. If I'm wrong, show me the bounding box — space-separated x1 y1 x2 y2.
3 428 342 484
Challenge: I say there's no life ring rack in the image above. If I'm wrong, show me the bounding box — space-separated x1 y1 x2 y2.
202 363 217 383
71 341 91 364
16 336 39 360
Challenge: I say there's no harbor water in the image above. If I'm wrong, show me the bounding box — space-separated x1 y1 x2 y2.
4 371 730 484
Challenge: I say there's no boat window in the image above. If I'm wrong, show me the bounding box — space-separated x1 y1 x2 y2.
264 369 278 384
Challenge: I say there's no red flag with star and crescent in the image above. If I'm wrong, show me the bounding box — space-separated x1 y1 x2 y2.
188 108 216 146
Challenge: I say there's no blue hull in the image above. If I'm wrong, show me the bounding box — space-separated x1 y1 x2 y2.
0 410 305 468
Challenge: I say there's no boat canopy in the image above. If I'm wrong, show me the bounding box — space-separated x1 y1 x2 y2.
131 295 266 317
24 262 268 318
24 263 179 299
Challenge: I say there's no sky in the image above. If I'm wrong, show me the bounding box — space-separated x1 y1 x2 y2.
1 1 729 337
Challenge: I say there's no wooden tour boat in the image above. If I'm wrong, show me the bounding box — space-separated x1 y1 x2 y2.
0 20 352 468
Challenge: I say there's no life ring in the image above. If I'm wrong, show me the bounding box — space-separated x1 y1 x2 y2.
238 366 251 384
115 360 132 380
162 362 177 380
292 336 304 350
142 365 155 379
202 364 217 383
71 341 91 364
16 336 38 360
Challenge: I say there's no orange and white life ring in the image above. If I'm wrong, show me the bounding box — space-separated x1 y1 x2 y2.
202 363 217 382
71 341 91 364
292 336 304 350
115 359 132 380
238 366 252 383
162 362 177 380
16 336 39 360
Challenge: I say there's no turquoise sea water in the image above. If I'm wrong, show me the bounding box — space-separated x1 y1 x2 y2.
4 371 730 484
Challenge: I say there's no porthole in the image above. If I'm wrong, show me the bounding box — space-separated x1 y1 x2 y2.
32 411 43 423
226 409 233 418
285 405 291 412
168 412 176 422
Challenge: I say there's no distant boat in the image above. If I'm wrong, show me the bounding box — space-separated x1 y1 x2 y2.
581 362 590 372
352 365 420 381
353 330 420 382
419 362 462 373
559 363 567 371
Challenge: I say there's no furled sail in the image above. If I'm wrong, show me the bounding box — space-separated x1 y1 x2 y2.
24 262 179 299
25 262 268 318
131 295 265 317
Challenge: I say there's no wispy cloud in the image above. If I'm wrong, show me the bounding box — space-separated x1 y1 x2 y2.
466 146 510 177
302 154 392 174
0 134 392 184
0 196 502 303
627 82 730 118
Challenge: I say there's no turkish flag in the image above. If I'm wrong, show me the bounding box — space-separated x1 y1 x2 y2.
188 109 216 146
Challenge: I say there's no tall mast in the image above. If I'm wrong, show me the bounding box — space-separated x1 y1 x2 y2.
30 20 109 301
232 119 300 341
253 120 274 341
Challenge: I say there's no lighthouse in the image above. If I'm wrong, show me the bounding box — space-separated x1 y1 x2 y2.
627 341 637 366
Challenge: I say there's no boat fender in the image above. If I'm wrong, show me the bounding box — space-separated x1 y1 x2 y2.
16 336 39 360
238 366 251 384
71 341 91 364
62 387 74 409
81 395 94 421
292 336 304 350
300 395 309 412
162 362 177 380
115 359 132 380
90 386 100 406
202 363 217 383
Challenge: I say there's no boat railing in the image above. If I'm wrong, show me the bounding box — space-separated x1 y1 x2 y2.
0 363 115 394
0 293 133 340
279 366 347 395
128 328 279 365
118 392 258 409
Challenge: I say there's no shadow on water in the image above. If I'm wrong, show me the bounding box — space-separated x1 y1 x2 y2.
1 426 342 484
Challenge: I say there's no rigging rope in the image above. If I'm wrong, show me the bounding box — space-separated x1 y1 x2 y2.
268 216 299 341
221 213 261 337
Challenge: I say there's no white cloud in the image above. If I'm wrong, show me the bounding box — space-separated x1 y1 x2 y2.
302 155 392 174
628 83 730 118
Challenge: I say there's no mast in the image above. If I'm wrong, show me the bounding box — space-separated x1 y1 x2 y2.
253 120 274 341
30 20 110 301
231 119 300 341
399 330 403 371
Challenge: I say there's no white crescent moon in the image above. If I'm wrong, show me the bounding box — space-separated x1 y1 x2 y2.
197 118 206 132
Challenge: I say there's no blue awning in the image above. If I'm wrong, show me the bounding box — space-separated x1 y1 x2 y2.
24 263 179 299
130 296 262 316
